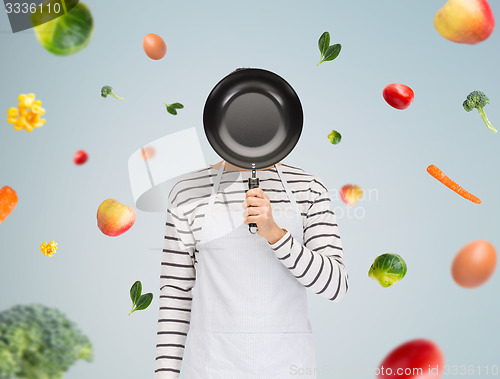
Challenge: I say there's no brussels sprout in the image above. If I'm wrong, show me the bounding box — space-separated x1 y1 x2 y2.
31 2 93 56
327 130 342 145
368 253 407 287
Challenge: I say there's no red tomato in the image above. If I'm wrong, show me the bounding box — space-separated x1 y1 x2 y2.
383 83 415 110
378 339 444 378
0 186 18 224
73 150 88 165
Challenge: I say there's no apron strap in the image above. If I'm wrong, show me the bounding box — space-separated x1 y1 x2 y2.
206 160 226 211
275 163 300 214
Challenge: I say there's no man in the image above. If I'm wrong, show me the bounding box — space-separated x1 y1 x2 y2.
154 160 348 378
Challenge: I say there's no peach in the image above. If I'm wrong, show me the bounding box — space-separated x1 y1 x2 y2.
340 185 363 206
434 0 495 44
97 199 136 237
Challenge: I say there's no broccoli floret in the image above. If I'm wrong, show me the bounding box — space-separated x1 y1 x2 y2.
463 90 497 133
101 85 124 100
0 304 93 379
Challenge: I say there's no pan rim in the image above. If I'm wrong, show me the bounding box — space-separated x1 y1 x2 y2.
203 68 303 170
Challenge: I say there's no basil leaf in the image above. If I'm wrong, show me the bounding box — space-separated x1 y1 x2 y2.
170 103 184 109
318 32 330 57
166 106 177 115
130 281 142 306
323 44 342 62
135 293 153 311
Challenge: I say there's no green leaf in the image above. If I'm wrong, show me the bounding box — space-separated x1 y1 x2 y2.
164 103 178 115
135 293 153 311
170 103 184 109
318 32 330 57
130 281 142 306
323 44 342 62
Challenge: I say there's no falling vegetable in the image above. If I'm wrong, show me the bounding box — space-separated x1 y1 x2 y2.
317 31 342 67
427 164 481 204
31 2 94 56
97 199 135 237
463 90 496 133
40 240 58 257
129 281 153 316
101 86 124 100
163 102 184 115
378 339 444 379
340 184 363 206
327 130 342 144
73 150 88 165
141 146 156 161
434 0 495 45
0 304 93 379
383 83 414 110
0 186 18 225
368 253 407 287
6 93 46 132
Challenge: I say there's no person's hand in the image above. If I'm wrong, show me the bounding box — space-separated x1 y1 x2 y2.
242 188 286 244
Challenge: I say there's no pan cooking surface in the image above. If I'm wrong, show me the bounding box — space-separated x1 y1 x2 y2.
224 92 280 148
204 68 303 169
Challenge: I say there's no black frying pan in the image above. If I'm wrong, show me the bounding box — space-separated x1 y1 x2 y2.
203 68 303 234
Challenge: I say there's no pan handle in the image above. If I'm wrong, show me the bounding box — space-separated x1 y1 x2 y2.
248 166 259 234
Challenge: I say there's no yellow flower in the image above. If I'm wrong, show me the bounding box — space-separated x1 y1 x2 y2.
40 240 58 257
7 93 46 132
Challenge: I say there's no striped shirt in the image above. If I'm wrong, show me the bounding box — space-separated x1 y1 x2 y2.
154 163 348 378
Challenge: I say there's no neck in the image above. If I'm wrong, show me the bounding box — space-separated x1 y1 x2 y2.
211 161 281 171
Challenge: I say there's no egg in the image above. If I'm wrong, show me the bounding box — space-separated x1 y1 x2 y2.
142 33 167 60
451 240 497 288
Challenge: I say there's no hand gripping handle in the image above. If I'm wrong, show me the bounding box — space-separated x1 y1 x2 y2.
248 166 259 234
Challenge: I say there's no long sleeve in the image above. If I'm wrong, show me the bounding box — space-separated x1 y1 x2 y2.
154 206 196 378
270 188 348 302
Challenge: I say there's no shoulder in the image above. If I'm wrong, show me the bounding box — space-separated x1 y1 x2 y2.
280 163 329 196
167 166 214 210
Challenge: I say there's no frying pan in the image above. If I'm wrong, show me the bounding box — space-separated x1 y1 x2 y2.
203 68 303 233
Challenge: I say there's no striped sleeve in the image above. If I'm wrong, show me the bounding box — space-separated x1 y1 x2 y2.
154 206 196 378
270 188 348 302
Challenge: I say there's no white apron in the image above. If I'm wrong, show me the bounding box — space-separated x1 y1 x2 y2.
182 161 316 378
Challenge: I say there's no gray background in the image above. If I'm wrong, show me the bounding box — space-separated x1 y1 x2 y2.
1 0 499 378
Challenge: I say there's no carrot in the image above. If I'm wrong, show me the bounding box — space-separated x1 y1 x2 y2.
427 165 481 204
